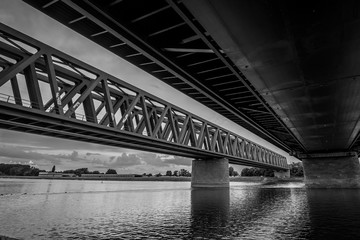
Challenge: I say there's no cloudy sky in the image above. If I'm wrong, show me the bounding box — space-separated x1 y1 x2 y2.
0 1 298 174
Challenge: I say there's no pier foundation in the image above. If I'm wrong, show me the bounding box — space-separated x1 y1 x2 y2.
302 152 360 188
191 158 229 188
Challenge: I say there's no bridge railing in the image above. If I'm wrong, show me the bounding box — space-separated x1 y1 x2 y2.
0 23 288 169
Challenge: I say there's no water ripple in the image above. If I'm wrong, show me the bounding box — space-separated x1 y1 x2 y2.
1 179 360 239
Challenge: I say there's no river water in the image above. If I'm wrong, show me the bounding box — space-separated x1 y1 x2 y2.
0 179 360 239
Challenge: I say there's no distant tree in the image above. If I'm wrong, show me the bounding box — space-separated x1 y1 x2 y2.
25 167 40 176
290 162 304 177
74 168 89 176
179 169 191 177
9 166 25 176
92 170 100 174
155 173 162 177
241 167 274 177
229 167 240 177
0 164 41 176
173 170 179 177
147 173 152 177
106 169 117 174
51 165 56 172
241 168 249 176
142 173 147 176
263 168 274 177
229 166 234 176
165 170 172 176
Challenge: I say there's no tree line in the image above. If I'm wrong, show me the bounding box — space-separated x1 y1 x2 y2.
163 169 191 177
2 162 304 178
0 164 42 176
63 168 117 176
241 162 304 177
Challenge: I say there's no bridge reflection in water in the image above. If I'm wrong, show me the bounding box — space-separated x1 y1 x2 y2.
190 185 308 239
1 180 360 239
305 189 360 239
191 188 230 238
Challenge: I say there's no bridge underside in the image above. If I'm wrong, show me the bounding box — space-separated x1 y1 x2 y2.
14 0 360 187
183 0 360 187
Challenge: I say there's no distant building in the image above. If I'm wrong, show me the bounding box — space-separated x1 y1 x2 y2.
80 174 141 178
39 172 76 177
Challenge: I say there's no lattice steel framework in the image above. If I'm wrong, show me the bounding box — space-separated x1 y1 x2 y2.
0 23 287 169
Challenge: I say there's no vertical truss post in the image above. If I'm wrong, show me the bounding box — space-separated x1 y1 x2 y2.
167 107 179 143
10 76 22 105
188 117 197 147
140 95 153 137
44 53 63 115
119 98 131 131
24 63 43 110
102 79 115 127
83 94 97 123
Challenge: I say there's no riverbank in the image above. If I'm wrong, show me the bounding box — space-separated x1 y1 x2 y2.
231 176 303 183
0 175 303 183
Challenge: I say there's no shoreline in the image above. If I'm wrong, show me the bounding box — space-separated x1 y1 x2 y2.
0 175 303 183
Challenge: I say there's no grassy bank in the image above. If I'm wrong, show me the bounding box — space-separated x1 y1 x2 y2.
231 176 303 182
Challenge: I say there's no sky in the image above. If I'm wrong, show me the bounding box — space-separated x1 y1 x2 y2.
0 1 299 174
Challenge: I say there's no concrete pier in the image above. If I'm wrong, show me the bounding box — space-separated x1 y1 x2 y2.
191 158 229 188
302 152 360 188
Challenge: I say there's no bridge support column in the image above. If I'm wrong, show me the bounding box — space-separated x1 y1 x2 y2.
191 158 229 188
274 169 290 178
301 152 360 188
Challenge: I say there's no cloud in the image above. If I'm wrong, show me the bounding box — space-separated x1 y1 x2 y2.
0 129 130 154
0 144 59 162
86 152 101 156
163 156 192 166
139 153 170 167
54 151 85 162
106 153 142 168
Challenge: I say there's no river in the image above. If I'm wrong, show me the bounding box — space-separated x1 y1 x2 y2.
0 178 360 239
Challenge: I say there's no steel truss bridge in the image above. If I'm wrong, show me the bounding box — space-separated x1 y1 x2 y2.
23 0 298 153
0 23 287 170
21 0 360 160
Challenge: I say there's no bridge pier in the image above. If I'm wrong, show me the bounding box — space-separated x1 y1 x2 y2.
191 158 229 188
274 169 290 178
301 152 360 188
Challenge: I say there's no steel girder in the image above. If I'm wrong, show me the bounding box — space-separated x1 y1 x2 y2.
0 23 288 170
